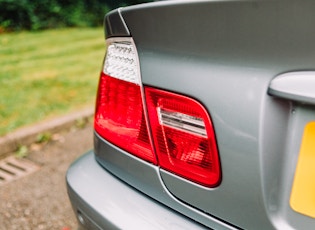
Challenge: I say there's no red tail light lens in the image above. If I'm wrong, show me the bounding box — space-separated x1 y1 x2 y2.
145 88 221 187
94 40 156 164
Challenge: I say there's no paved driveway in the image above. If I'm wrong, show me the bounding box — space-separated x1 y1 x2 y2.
0 122 93 230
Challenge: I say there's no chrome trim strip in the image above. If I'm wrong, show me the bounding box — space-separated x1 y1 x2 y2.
158 108 207 137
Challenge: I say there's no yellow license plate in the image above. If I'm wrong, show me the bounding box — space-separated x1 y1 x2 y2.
290 122 315 218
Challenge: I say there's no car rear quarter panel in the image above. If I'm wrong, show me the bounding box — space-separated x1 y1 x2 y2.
98 0 315 229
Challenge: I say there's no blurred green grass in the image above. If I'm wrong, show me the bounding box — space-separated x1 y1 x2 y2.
0 27 105 136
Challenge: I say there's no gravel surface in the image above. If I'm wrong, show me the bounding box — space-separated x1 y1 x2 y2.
0 122 93 230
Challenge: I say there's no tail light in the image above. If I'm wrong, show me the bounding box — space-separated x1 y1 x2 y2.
145 88 221 187
94 39 156 164
95 38 221 187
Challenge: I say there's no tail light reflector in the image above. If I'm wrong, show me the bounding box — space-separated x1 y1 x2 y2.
145 88 221 187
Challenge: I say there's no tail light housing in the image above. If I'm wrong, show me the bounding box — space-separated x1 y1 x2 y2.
94 39 156 164
145 88 221 187
95 38 221 187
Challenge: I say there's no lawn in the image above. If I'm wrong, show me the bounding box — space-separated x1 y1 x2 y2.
0 28 106 136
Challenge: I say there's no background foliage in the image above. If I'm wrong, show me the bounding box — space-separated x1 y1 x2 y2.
0 0 152 31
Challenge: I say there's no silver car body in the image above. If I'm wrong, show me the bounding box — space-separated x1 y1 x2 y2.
66 0 315 229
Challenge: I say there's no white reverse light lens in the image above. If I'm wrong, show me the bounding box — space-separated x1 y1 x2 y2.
157 108 207 137
104 42 139 85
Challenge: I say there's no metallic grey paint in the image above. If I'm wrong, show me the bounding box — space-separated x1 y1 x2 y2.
67 151 216 229
94 133 235 229
67 0 315 229
269 72 315 105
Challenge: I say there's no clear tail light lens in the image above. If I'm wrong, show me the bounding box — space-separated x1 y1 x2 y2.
145 88 221 187
95 38 221 187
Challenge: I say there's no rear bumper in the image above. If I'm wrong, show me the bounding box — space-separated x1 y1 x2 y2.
66 151 209 230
